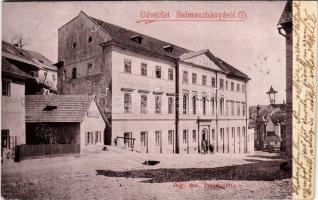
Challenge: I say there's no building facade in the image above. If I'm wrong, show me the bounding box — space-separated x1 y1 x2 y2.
57 11 252 154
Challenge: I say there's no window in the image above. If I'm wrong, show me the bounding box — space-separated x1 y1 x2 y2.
232 127 235 138
183 94 188 114
183 130 188 144
124 132 132 147
124 93 132 113
183 71 188 83
226 81 228 90
202 96 207 115
72 67 77 79
220 128 224 140
211 98 215 115
130 35 143 44
192 96 196 115
168 130 174 145
237 84 241 92
211 129 215 140
52 74 56 81
44 71 48 77
242 85 245 93
168 69 173 80
211 77 216 88
231 82 234 91
237 102 241 116
202 75 207 86
85 132 93 145
242 103 246 116
231 101 235 116
226 101 229 116
155 131 161 146
168 97 174 114
141 63 147 76
192 73 197 84
2 80 11 96
155 95 161 114
163 45 173 53
73 42 77 48
87 63 93 75
220 98 224 116
140 132 146 146
88 36 93 43
155 66 161 78
1 130 10 148
192 130 196 143
140 95 147 114
124 59 132 73
62 70 66 80
219 78 224 90
95 131 101 143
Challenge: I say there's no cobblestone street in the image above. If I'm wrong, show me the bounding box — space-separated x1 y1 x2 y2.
1 147 292 200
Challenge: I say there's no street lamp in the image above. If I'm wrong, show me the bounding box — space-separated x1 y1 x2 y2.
266 86 278 105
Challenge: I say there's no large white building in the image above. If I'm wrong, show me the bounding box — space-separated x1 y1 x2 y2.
57 11 252 154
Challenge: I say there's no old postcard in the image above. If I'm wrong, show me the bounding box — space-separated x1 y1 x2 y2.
1 1 317 200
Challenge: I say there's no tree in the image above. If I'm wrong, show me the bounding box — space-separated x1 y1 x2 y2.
10 32 31 48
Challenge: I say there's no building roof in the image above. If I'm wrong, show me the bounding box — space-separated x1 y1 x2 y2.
89 15 191 59
26 95 95 123
2 40 56 71
84 12 249 80
278 1 292 25
2 57 34 80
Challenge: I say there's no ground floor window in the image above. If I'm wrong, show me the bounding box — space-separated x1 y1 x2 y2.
168 130 174 145
192 130 196 143
124 132 133 147
155 131 161 146
211 129 215 140
140 132 147 146
95 131 102 143
85 132 94 145
183 130 188 144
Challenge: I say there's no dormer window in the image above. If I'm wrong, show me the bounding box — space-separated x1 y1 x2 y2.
43 102 59 111
163 45 173 53
130 35 143 44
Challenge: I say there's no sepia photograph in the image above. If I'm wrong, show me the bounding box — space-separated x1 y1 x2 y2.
1 1 316 199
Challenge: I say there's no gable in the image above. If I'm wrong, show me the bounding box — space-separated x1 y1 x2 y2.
183 53 225 72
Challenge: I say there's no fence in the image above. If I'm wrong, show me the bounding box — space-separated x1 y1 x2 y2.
15 144 80 161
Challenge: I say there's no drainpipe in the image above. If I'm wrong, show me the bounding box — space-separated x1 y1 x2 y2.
175 58 180 154
215 71 218 153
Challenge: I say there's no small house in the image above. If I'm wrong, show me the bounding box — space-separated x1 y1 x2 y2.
25 95 105 154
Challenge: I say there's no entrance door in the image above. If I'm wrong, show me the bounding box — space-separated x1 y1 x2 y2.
201 129 208 153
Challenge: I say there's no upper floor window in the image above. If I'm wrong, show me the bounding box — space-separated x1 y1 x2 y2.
219 78 224 90
225 101 229 116
124 59 132 73
124 93 132 113
168 69 174 80
202 96 207 115
192 96 196 115
183 71 188 84
242 85 246 93
211 98 215 115
155 66 161 78
155 131 161 146
231 101 235 116
88 36 93 43
212 129 215 140
242 103 246 116
202 75 207 86
225 81 228 90
237 84 241 92
2 80 11 96
73 42 77 48
72 67 77 79
183 130 188 144
155 95 161 113
219 98 224 116
192 130 196 143
87 63 93 75
192 73 197 84
140 95 147 114
231 82 234 91
183 94 188 114
168 97 174 114
211 77 216 88
141 63 147 76
237 102 241 116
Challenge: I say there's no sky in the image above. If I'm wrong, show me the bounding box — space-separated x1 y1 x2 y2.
2 1 287 106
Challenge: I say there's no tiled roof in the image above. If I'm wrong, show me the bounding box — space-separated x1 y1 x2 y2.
2 57 34 80
24 50 56 71
26 95 95 123
216 57 250 80
89 16 191 58
278 1 292 25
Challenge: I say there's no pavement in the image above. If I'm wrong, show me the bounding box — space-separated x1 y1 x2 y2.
1 147 292 200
